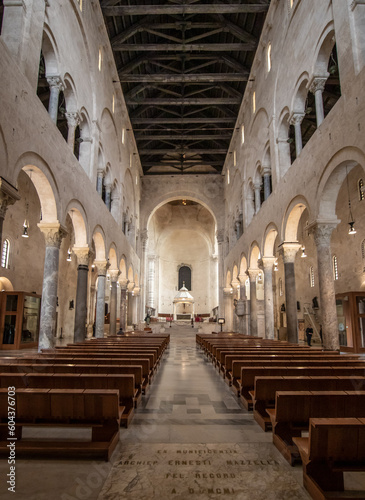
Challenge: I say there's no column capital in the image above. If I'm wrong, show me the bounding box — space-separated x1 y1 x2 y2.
223 287 233 296
0 177 20 218
118 278 129 290
104 182 112 192
65 111 81 128
308 220 340 247
133 287 140 296
94 260 108 276
238 273 247 284
262 165 271 176
247 268 261 282
259 256 276 271
253 181 261 190
141 228 148 245
73 246 90 266
289 112 305 126
127 281 135 292
46 75 64 91
37 222 67 248
109 269 120 282
97 168 104 177
278 242 301 263
308 75 328 94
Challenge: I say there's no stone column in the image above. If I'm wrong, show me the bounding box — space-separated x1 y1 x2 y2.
109 270 120 336
94 260 108 338
309 76 328 127
216 229 225 318
290 112 305 158
311 221 340 351
263 167 272 200
0 178 20 248
104 183 112 211
37 223 67 351
247 269 260 337
254 182 261 213
65 112 81 151
223 288 233 332
47 76 64 124
238 273 250 335
132 287 140 325
127 283 135 327
279 242 301 343
147 256 156 310
118 278 128 333
96 169 104 196
73 246 90 343
140 230 148 320
260 257 276 339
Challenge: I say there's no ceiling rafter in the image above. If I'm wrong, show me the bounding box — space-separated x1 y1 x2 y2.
103 4 269 16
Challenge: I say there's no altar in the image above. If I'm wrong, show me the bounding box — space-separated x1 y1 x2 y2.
173 283 194 321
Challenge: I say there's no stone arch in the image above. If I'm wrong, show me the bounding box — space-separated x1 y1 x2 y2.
292 73 310 114
263 223 279 256
225 270 232 288
0 277 14 291
282 196 310 242
100 108 121 163
64 201 88 247
245 179 255 225
108 245 118 269
232 264 239 284
239 254 248 275
63 73 78 112
41 26 60 76
249 242 261 268
134 273 139 288
78 107 92 175
119 257 127 280
92 227 106 261
15 160 59 224
313 23 336 76
127 265 134 283
315 148 365 221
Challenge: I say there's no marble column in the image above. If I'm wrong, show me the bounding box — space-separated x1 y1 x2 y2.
279 242 301 343
311 221 340 351
263 167 272 201
260 257 276 339
290 112 305 158
0 178 20 249
109 270 120 336
47 76 64 124
238 273 250 335
254 182 261 213
216 229 225 318
223 288 233 332
247 269 260 337
37 223 67 351
127 283 135 327
96 169 104 196
104 183 112 211
309 76 328 128
65 111 81 151
73 247 90 343
118 279 128 333
94 260 108 338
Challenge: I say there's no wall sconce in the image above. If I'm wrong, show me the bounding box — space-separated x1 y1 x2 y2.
22 220 29 238
218 317 225 332
274 261 278 272
300 246 307 258
67 248 72 261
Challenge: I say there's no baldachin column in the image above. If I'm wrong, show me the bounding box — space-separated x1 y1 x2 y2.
311 221 340 351
37 222 67 351
279 242 301 344
73 246 90 343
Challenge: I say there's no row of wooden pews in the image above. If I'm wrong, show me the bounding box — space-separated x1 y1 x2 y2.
0 333 169 460
197 333 365 500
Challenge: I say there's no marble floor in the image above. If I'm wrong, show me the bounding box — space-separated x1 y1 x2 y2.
0 326 364 500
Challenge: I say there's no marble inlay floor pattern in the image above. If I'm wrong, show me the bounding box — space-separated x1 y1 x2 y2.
1 326 364 499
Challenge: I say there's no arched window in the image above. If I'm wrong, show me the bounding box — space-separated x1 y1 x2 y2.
332 256 339 281
279 278 283 296
267 42 272 72
359 179 364 201
1 239 10 269
178 266 191 290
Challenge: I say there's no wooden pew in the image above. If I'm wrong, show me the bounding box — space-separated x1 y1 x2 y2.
0 363 144 406
238 366 365 409
0 372 136 427
293 418 365 500
252 376 365 431
266 391 365 465
0 388 121 460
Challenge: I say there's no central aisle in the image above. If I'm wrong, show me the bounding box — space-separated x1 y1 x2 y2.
98 326 310 500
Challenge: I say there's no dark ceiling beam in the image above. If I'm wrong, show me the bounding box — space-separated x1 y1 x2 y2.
211 13 258 44
142 160 223 166
113 43 256 52
126 97 241 105
103 4 269 16
139 149 228 155
131 117 236 124
118 73 248 82
135 134 232 140
141 171 221 176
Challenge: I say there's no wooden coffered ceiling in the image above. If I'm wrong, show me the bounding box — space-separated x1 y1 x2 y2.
101 0 271 175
